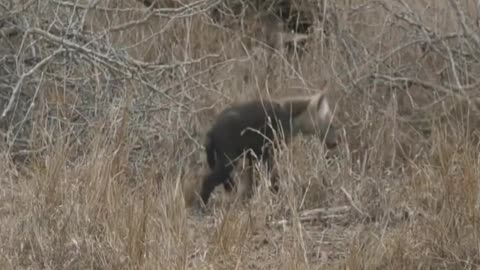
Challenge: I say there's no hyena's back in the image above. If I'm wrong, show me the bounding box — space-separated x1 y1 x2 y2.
206 100 292 163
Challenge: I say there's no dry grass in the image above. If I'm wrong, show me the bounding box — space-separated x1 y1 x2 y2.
1 0 480 269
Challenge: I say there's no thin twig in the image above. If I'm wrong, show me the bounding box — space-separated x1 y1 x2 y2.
448 0 480 49
340 186 369 218
1 48 65 120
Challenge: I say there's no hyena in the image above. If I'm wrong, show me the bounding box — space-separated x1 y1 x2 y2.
197 91 337 207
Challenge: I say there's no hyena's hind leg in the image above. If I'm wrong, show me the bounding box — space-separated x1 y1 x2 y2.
262 150 280 194
223 151 255 195
239 150 278 201
238 155 258 201
199 156 234 206
222 156 239 193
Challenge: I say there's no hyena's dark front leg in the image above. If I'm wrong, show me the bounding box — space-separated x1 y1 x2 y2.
263 151 279 194
199 157 233 206
222 158 237 192
222 175 236 192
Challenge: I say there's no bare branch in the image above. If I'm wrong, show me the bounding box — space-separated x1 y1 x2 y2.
1 48 65 120
448 0 480 49
340 186 369 218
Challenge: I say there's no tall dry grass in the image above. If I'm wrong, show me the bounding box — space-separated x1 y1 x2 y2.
1 0 480 269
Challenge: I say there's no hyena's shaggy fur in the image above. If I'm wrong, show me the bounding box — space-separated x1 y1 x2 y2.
198 92 337 206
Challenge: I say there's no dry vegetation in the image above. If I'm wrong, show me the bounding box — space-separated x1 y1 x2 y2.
1 0 480 269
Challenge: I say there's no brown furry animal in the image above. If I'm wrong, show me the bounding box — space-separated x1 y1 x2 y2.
198 92 337 207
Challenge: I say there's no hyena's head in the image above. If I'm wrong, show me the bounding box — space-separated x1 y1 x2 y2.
280 92 338 149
